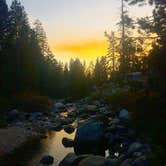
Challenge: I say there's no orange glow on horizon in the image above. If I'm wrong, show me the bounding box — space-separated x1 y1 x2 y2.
49 38 108 64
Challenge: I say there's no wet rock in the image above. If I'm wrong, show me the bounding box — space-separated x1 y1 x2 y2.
62 137 74 148
64 125 75 134
40 155 54 165
59 153 88 166
78 156 112 166
74 121 105 156
119 109 129 120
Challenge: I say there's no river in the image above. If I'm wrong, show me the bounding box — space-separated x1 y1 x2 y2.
2 130 76 166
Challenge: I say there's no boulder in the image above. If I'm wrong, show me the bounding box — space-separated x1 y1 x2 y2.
128 142 143 155
40 155 54 165
78 156 112 166
74 121 105 156
132 156 149 166
62 137 74 148
119 109 129 120
59 153 89 166
87 105 97 111
120 159 133 166
54 102 65 109
106 157 120 166
30 112 43 119
64 125 75 134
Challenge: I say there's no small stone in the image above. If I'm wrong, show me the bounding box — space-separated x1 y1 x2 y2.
119 109 129 120
64 125 75 134
40 155 54 165
62 137 74 148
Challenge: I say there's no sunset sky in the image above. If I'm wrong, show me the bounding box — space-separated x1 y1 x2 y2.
7 0 153 64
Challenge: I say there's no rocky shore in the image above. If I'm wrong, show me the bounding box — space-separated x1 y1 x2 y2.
0 98 151 165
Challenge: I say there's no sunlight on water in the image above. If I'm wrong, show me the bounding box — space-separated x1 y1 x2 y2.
29 130 76 166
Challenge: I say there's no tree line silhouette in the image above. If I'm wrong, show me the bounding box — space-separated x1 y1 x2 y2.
0 0 109 99
0 0 165 100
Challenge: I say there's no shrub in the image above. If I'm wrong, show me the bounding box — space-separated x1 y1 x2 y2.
12 92 51 112
105 91 146 108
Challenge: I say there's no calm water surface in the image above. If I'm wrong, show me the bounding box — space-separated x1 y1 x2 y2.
0 130 76 166
29 130 76 166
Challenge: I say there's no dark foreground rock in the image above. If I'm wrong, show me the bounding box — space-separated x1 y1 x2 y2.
64 125 75 134
78 155 112 166
62 137 74 148
59 153 89 166
40 155 54 165
74 120 105 156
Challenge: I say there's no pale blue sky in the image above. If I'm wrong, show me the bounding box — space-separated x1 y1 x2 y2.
6 0 153 62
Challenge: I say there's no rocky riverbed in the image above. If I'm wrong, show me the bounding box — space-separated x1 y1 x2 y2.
0 98 151 165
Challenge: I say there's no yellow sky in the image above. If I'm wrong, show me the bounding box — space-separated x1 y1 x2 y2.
7 0 153 64
50 38 108 64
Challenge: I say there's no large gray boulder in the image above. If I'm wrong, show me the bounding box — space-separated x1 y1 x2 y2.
128 142 144 155
120 159 133 166
74 121 105 156
59 153 89 166
132 156 149 166
78 156 112 166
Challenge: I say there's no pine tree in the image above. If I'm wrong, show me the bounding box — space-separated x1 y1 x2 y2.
0 0 9 50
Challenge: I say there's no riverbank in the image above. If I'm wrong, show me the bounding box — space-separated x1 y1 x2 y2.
0 127 40 157
0 94 164 165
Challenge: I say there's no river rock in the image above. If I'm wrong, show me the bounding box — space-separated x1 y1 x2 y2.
62 137 74 148
54 102 65 109
119 109 129 120
74 121 105 156
40 155 54 165
106 156 120 166
120 159 133 166
87 105 97 111
78 156 112 166
128 142 144 155
59 153 89 166
64 125 75 134
132 156 149 166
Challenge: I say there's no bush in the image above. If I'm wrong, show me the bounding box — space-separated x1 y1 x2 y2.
12 92 51 112
105 91 146 108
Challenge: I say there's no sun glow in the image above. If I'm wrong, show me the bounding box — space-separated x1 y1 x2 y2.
50 38 108 64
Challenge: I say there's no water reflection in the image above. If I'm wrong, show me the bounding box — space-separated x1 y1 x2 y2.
29 130 76 166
